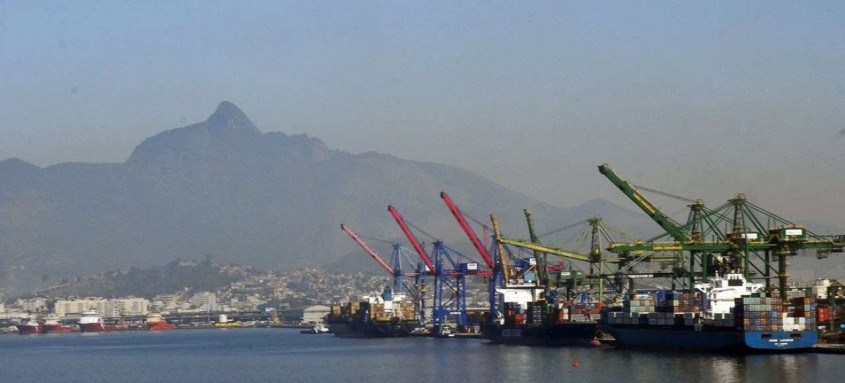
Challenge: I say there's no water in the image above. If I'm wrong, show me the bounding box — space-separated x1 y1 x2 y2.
0 328 838 383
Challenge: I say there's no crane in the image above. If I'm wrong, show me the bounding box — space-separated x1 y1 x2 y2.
598 163 692 243
439 192 496 270
388 205 436 273
340 224 395 276
387 204 479 332
340 224 427 324
523 209 549 293
598 163 845 298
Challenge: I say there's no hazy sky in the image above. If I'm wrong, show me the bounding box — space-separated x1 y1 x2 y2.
2 1 844 229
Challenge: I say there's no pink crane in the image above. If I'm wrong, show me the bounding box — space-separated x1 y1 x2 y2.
340 224 394 275
387 205 437 274
440 192 495 269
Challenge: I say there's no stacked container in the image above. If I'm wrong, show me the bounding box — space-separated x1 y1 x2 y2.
734 294 816 332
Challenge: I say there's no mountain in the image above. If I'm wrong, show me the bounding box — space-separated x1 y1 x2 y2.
0 102 684 297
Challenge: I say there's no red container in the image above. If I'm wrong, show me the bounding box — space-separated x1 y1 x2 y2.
818 307 831 323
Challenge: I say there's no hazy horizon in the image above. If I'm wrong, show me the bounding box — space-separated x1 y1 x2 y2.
3 1 844 229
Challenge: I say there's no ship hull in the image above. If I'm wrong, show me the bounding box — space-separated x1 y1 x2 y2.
17 325 41 335
42 324 77 334
327 319 415 338
484 322 599 346
604 324 816 353
79 323 108 333
147 322 176 331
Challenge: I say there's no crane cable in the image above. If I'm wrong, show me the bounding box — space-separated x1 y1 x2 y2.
631 183 696 203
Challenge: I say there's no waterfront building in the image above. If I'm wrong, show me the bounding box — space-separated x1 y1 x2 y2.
302 305 331 324
189 292 222 312
17 297 49 313
54 297 149 318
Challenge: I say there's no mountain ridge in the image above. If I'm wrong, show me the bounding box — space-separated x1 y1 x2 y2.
0 102 676 297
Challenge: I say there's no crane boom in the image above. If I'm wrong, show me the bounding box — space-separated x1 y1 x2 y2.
498 237 592 262
340 224 394 274
598 163 690 242
388 205 437 273
440 192 495 269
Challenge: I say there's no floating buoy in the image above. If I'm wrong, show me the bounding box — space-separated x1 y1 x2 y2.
572 357 580 368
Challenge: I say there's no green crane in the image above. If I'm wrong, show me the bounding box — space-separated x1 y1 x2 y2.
598 163 845 298
523 209 549 294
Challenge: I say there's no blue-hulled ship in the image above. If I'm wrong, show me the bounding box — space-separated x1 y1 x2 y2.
601 273 817 353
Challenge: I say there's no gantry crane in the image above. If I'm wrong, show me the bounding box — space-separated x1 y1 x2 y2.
339 224 427 325
598 163 845 298
387 204 478 331
439 192 502 316
493 214 676 300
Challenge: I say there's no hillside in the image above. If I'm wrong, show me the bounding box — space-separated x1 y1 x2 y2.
0 102 657 297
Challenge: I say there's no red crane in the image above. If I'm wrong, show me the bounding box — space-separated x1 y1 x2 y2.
440 191 495 269
388 205 437 274
340 224 394 275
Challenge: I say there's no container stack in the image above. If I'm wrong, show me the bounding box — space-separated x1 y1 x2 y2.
785 296 816 331
371 303 386 320
526 302 545 326
656 291 700 314
399 302 416 320
735 295 816 332
623 295 655 314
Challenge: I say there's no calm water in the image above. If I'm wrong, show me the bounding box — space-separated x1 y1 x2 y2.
0 328 838 383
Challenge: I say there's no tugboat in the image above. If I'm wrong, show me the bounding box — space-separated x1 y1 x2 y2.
146 313 176 331
78 310 109 332
300 322 332 334
42 314 77 334
16 316 42 335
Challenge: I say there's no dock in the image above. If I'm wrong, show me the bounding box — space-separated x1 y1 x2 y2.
813 343 845 354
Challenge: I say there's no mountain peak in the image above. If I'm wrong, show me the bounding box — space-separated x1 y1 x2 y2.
206 101 259 134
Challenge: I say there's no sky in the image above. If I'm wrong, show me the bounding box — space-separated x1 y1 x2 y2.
2 1 844 229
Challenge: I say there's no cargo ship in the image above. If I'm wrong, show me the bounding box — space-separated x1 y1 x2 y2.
326 286 418 338
484 285 601 346
601 273 817 353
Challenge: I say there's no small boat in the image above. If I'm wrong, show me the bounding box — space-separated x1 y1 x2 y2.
300 323 331 334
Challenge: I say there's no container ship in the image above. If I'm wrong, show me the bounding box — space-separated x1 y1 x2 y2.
484 285 601 346
326 286 418 338
601 273 817 353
